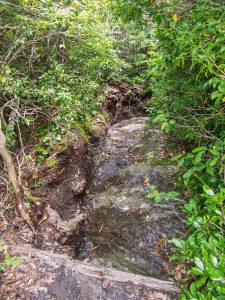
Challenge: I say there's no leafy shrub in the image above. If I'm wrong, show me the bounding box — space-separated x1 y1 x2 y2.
110 0 225 298
171 140 225 299
0 0 121 158
0 241 20 272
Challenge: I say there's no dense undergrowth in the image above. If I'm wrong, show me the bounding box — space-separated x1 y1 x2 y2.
111 0 225 298
0 0 119 156
0 0 149 270
0 0 148 167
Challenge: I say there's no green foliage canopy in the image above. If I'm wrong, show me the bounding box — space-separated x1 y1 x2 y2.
0 0 121 157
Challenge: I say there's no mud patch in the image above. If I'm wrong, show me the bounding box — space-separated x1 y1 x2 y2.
32 135 92 221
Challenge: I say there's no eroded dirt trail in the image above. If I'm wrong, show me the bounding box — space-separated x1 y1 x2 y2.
1 83 184 300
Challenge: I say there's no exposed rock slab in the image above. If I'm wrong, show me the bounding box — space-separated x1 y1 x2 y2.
93 117 149 182
80 118 184 280
91 163 178 209
79 192 184 279
1 245 180 300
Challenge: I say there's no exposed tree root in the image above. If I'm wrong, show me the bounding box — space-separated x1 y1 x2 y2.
0 120 34 231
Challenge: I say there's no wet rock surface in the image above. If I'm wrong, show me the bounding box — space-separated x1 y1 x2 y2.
77 117 185 281
92 117 149 183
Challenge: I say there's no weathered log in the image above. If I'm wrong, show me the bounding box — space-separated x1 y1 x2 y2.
2 245 181 300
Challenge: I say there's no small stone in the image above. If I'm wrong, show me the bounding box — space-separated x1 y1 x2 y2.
102 279 111 289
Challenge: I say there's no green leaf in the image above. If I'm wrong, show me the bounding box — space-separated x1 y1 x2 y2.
209 255 218 267
208 158 219 166
146 193 154 199
167 191 180 198
194 151 203 163
203 185 214 196
206 167 214 175
37 155 45 162
193 165 205 171
190 282 197 297
195 257 204 270
191 267 204 275
201 246 209 259
177 158 185 168
197 292 207 300
153 113 166 123
173 238 185 249
196 276 207 288
183 171 192 179
192 146 207 153
154 195 161 203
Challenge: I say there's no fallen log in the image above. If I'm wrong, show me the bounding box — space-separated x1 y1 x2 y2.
2 245 181 300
